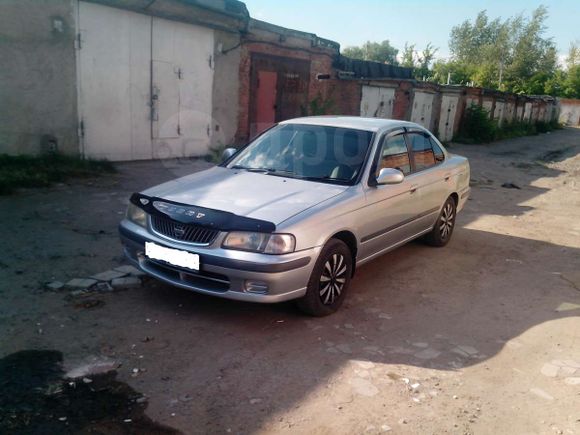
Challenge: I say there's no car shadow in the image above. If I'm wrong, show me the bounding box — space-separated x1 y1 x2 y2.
139 225 580 433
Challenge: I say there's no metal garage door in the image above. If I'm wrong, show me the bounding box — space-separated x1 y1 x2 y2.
360 86 395 119
437 94 458 142
410 91 434 128
77 1 214 161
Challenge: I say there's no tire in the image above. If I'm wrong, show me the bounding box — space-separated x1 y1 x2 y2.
297 239 353 316
423 196 457 247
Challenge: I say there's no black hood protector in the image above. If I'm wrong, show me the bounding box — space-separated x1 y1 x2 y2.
130 193 276 233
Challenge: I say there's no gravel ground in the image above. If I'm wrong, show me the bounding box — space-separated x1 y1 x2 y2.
1 129 579 434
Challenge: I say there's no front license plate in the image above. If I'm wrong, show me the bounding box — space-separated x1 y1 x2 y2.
145 242 199 271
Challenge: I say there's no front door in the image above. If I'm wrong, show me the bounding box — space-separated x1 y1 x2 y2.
358 130 419 262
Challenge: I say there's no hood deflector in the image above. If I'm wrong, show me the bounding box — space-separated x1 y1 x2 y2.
130 193 276 233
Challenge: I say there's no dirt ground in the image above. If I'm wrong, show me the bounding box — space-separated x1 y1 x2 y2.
1 129 579 434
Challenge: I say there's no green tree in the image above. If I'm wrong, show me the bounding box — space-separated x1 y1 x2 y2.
400 43 416 68
415 43 438 79
342 40 399 64
445 6 557 93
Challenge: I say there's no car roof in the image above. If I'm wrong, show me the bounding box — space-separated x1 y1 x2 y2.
279 116 422 133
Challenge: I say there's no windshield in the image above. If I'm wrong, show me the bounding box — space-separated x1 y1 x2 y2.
226 124 374 185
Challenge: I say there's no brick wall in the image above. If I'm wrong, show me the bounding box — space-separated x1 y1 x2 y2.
235 20 339 144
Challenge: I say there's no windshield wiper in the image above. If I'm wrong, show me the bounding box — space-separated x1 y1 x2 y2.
299 175 351 183
231 165 298 176
231 165 270 173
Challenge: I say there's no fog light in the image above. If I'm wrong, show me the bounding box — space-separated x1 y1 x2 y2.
245 280 269 294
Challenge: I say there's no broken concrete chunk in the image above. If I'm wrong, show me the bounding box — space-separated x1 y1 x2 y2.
65 357 119 378
564 377 580 385
414 348 442 360
45 281 64 291
452 345 479 357
65 278 97 290
111 276 142 290
540 363 559 377
94 282 114 292
91 270 128 281
114 265 146 277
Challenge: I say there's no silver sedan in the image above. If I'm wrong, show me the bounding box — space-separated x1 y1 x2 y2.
119 116 470 316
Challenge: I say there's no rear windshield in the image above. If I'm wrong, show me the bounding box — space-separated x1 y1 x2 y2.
227 124 374 185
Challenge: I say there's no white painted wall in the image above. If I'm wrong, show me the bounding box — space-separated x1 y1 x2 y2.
437 94 459 142
558 101 580 126
494 101 505 126
77 1 214 161
410 91 434 128
505 102 515 123
524 102 532 122
482 100 493 118
360 86 395 119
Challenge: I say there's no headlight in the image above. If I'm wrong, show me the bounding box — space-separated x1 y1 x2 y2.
222 232 295 254
126 203 147 227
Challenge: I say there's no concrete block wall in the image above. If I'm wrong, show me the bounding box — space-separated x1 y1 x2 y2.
0 0 79 155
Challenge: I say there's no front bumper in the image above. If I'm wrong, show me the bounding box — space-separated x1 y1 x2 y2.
119 219 319 303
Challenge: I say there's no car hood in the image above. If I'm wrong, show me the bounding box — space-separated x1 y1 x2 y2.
142 166 349 225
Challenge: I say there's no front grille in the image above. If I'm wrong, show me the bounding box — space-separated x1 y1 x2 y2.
150 215 219 245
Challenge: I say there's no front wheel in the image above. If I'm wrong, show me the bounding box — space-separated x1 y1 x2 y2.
297 239 352 316
423 196 457 247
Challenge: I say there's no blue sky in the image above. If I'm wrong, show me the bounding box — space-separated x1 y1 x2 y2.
243 0 579 63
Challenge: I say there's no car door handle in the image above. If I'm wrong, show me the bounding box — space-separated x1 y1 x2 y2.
409 184 419 193
444 173 451 181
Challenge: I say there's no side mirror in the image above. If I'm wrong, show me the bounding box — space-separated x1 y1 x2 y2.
221 147 237 162
376 167 404 185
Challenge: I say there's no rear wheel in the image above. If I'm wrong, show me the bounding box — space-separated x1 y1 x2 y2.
297 239 352 316
423 196 457 247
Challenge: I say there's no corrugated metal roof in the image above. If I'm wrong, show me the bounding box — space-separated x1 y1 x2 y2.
335 56 414 80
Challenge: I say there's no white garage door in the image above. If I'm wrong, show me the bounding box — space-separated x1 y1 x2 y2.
360 86 395 119
437 94 459 142
77 1 214 161
410 91 434 128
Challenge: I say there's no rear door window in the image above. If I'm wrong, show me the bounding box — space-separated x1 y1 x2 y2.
408 132 440 171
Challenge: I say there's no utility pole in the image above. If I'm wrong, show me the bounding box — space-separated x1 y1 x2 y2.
447 72 451 85
498 60 504 89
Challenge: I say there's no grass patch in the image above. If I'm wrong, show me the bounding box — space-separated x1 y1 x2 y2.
0 154 115 195
454 104 562 144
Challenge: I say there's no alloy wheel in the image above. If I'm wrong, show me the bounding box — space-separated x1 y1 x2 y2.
319 253 347 305
439 202 455 239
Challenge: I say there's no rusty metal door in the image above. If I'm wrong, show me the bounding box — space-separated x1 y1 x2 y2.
249 54 310 139
255 71 277 136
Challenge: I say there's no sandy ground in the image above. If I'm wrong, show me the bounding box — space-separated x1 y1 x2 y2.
1 128 579 434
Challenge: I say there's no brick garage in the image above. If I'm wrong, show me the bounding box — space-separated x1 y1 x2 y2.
235 19 340 143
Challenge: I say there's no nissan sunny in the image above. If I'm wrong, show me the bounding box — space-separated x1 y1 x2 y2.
119 116 470 316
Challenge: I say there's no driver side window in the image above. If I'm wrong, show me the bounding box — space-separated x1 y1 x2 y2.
376 133 411 176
